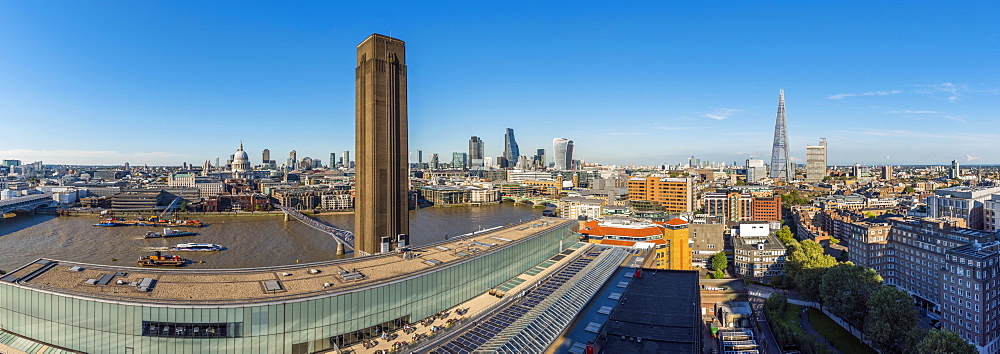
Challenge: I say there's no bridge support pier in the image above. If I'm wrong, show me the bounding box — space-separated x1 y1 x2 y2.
284 213 290 222
336 243 345 256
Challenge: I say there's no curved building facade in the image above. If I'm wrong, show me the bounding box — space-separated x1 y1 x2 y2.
553 137 573 170
0 220 578 354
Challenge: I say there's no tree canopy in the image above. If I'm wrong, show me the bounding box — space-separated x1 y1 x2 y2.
785 239 837 288
915 329 977 354
865 286 918 353
820 263 882 329
711 252 728 271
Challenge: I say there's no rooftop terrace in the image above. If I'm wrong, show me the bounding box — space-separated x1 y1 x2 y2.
0 219 575 306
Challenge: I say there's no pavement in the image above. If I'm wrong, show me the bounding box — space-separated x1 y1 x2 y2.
799 307 842 354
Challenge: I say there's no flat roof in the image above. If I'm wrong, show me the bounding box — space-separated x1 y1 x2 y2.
593 269 701 354
1 219 575 306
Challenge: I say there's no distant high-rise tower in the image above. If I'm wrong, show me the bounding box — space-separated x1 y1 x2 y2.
769 90 793 181
329 153 336 168
430 153 439 170
355 33 408 256
469 136 484 168
124 162 130 172
288 150 297 170
533 148 545 169
881 165 893 180
451 152 468 169
503 128 520 167
553 138 574 170
805 138 827 182
950 160 960 179
342 150 350 168
262 149 270 164
417 150 423 167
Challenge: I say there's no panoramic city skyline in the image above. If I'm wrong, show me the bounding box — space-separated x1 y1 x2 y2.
1 2 998 166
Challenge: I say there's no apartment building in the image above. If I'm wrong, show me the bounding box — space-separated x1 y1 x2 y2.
626 176 693 213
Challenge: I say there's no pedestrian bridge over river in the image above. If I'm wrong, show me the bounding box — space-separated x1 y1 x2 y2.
272 203 364 255
0 193 53 215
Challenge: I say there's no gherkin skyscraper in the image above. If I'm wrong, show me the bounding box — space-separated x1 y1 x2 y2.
769 90 793 181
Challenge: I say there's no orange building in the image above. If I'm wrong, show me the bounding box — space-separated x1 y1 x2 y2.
579 218 693 270
751 196 782 221
626 176 693 213
661 218 692 270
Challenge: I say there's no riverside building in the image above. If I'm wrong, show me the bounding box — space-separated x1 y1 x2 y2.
0 219 579 354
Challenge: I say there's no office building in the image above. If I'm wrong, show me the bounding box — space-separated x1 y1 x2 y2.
626 176 693 213
468 136 484 168
769 90 793 181
329 153 336 168
341 150 350 168
355 33 409 256
732 222 787 280
287 150 297 170
450 152 468 169
745 159 767 183
553 138 574 170
430 153 439 170
262 149 270 164
532 149 545 169
503 128 520 167
805 138 827 182
927 186 1000 230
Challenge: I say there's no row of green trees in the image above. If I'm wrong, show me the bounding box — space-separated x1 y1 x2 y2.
773 225 976 353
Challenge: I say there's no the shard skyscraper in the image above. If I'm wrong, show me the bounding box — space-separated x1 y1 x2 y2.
769 90 793 181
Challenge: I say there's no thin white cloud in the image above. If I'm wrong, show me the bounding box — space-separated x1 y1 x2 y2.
915 82 961 102
702 108 742 120
827 90 901 99
967 154 982 161
943 115 966 122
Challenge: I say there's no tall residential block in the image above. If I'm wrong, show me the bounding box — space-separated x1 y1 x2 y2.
355 34 409 256
343 150 350 168
769 90 793 181
805 138 827 182
950 159 961 179
626 176 693 213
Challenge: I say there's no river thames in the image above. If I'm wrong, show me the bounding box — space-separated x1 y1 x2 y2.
0 203 543 272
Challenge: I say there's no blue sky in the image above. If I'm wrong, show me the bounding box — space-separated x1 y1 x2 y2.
1 1 997 167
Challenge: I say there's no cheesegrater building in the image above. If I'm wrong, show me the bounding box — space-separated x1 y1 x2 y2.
355 34 409 256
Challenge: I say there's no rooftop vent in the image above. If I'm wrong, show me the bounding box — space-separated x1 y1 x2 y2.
263 280 283 292
138 278 156 292
337 270 364 281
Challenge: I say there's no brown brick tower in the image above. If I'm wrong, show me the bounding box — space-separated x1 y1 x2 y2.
355 34 408 256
